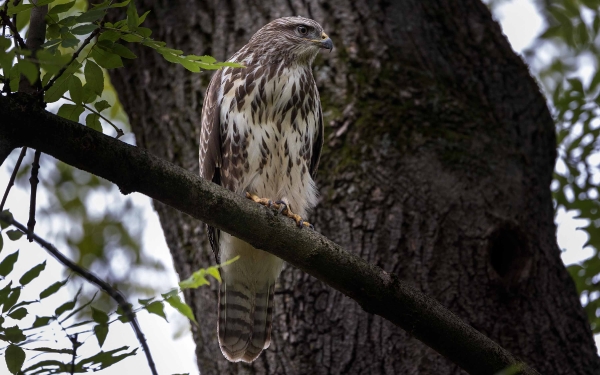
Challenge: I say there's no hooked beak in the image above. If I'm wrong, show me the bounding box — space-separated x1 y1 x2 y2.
313 32 333 53
321 37 333 53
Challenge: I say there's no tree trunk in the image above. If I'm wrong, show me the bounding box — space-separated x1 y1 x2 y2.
109 0 599 374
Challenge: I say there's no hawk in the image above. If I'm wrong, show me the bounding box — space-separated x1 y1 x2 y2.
199 16 332 362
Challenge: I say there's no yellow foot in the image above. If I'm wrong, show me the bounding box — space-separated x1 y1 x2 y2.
245 193 314 230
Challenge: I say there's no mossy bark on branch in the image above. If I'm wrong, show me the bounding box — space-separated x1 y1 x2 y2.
108 1 597 374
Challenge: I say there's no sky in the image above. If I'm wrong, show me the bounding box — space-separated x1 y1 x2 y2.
0 1 597 374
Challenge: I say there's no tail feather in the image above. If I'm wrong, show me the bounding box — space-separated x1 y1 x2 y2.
218 281 275 362
242 283 275 362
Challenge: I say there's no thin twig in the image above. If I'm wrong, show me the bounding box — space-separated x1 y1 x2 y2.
43 28 100 92
0 214 159 375
69 334 78 375
27 149 40 241
60 95 124 138
0 146 26 211
0 7 25 49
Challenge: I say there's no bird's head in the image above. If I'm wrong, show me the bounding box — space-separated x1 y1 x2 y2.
247 16 333 64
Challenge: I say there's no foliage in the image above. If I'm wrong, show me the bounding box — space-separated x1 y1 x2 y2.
518 0 600 333
0 209 232 374
0 0 241 373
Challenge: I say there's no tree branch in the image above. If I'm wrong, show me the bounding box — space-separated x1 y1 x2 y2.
0 146 26 212
0 93 539 375
0 212 159 375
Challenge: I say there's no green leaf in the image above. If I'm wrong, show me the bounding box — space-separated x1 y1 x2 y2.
61 37 80 48
146 301 166 320
91 47 123 69
8 307 27 320
120 33 143 43
99 30 121 42
137 10 150 26
45 61 82 103
19 261 46 286
48 0 75 14
71 24 99 35
94 100 110 112
0 250 19 277
3 288 21 313
110 0 131 7
76 346 137 369
0 210 13 229
165 295 197 324
57 104 85 122
32 315 53 328
85 113 102 132
5 344 25 374
0 234 3 252
0 36 11 51
0 50 15 74
39 279 67 299
29 347 73 355
187 55 216 63
55 300 75 316
9 65 19 91
161 288 179 299
138 297 154 306
109 43 137 59
126 2 139 31
68 75 83 104
94 323 109 347
76 8 106 23
84 60 104 95
6 230 22 241
91 307 109 324
206 267 221 283
35 0 58 6
180 59 200 73
7 3 34 16
4 326 26 343
17 59 38 84
0 282 12 306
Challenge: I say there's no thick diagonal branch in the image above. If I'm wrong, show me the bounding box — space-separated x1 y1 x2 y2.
0 93 539 375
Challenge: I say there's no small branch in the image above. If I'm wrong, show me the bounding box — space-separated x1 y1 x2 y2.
69 333 78 375
0 8 26 49
60 95 124 138
27 149 40 241
0 214 159 375
0 146 26 211
43 28 100 92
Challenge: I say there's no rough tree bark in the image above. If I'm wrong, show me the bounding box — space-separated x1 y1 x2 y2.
109 0 599 374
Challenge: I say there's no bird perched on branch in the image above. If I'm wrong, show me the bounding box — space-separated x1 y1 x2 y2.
199 16 332 362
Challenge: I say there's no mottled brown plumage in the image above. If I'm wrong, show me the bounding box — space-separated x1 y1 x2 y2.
199 16 331 362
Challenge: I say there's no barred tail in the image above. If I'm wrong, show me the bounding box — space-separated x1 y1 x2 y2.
218 281 275 362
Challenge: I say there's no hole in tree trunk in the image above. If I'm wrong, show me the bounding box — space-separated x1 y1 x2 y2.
488 223 531 287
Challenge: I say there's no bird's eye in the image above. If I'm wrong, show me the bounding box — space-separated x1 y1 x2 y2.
297 25 308 35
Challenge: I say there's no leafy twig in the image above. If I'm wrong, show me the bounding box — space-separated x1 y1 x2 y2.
27 149 40 241
0 146 26 211
43 28 100 92
0 214 159 375
60 95 124 138
0 6 25 49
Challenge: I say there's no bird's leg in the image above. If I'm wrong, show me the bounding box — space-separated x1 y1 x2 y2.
245 193 314 230
273 200 314 230
246 192 273 207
